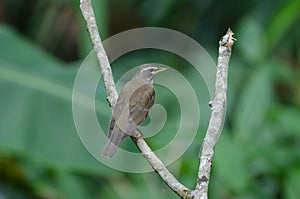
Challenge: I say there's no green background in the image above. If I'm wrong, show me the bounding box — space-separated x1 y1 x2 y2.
0 0 299 198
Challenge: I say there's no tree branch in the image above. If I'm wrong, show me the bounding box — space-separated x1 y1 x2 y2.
132 131 191 197
193 28 235 199
80 1 234 198
79 0 190 198
79 0 118 107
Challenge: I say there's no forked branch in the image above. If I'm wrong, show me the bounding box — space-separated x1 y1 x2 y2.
79 1 235 198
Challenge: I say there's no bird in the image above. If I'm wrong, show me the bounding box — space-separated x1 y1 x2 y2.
102 64 167 157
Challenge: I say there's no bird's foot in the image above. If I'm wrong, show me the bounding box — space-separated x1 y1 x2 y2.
132 130 144 139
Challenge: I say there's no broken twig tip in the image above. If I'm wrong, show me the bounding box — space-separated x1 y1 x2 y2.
219 28 236 48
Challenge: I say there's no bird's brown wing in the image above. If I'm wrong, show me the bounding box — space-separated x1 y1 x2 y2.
109 84 155 137
107 117 115 139
129 84 155 126
107 94 125 138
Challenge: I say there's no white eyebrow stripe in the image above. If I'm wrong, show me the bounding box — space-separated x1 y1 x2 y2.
140 66 157 73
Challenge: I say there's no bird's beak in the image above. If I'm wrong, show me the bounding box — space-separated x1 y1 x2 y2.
156 67 168 73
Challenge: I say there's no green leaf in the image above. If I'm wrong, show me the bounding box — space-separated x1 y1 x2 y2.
0 25 112 174
55 171 90 199
233 64 274 141
273 106 300 137
237 17 266 64
214 132 250 193
284 168 300 199
265 0 300 51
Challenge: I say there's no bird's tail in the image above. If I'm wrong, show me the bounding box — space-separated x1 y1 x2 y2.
102 128 124 158
102 141 120 158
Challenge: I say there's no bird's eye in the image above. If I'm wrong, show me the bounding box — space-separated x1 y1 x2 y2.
149 68 155 72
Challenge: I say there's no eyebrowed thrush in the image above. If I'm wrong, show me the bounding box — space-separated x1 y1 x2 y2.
102 64 167 157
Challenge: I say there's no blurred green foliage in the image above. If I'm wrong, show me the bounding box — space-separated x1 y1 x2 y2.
0 0 299 198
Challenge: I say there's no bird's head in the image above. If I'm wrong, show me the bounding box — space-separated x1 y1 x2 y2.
135 64 168 82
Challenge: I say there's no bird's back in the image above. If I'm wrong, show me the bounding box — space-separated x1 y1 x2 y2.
112 79 154 136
